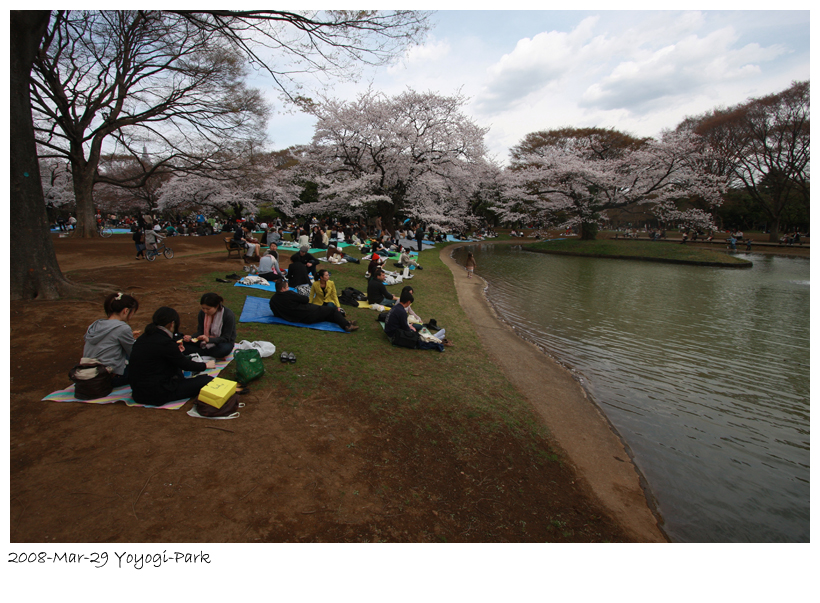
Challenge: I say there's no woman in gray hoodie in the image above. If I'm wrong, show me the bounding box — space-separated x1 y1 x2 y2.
82 292 140 387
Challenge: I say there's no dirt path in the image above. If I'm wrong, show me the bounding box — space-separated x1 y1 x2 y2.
440 241 667 542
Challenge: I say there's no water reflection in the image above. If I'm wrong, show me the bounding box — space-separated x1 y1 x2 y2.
453 245 809 542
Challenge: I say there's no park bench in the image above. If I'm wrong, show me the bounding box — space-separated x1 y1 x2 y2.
224 237 244 258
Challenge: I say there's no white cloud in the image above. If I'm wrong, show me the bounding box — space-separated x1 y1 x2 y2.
389 37 452 73
579 26 788 112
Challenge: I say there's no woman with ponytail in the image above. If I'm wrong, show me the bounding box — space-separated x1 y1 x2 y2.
83 292 140 387
128 306 216 406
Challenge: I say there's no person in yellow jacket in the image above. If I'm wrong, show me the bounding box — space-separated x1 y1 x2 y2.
309 269 341 308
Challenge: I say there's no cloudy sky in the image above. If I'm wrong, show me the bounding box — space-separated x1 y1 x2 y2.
259 8 810 164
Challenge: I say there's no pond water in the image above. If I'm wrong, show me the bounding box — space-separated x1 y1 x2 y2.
452 244 809 542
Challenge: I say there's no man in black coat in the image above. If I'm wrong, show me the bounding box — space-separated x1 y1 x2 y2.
269 280 358 331
290 246 319 278
415 224 425 252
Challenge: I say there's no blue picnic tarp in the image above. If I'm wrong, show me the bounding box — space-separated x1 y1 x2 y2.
238 295 347 333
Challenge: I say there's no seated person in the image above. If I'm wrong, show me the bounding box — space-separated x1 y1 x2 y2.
309 269 341 307
286 260 311 290
310 226 326 250
129 307 216 406
399 248 422 269
242 225 261 263
325 245 346 264
291 246 320 278
144 227 164 252
181 292 237 359
384 290 444 351
258 247 285 281
83 292 141 388
367 254 385 276
269 279 358 332
367 268 398 307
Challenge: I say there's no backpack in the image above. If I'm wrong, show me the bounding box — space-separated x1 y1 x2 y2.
341 287 366 301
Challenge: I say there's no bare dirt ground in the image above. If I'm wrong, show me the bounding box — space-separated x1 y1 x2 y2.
10 233 637 543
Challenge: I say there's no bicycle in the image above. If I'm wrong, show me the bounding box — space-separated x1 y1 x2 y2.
67 221 113 238
145 240 174 261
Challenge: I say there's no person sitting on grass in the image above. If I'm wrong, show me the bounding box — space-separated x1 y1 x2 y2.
269 279 358 332
181 292 237 359
366 253 385 277
310 269 342 308
399 247 423 270
367 268 398 307
257 246 285 282
291 246 320 279
384 290 448 351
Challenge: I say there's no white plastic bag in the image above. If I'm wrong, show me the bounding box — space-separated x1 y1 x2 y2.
234 340 276 357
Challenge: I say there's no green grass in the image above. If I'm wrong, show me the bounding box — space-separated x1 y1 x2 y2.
198 242 556 456
524 238 752 266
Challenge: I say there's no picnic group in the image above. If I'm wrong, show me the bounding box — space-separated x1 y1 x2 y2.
70 214 494 408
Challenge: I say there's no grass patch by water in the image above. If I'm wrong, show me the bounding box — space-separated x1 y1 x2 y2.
525 238 752 266
200 243 556 459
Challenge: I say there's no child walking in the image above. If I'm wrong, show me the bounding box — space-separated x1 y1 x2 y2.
465 252 476 278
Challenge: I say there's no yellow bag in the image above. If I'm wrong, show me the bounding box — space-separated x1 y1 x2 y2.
198 378 238 409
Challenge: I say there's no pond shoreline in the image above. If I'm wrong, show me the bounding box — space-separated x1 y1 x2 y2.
522 245 754 268
440 240 668 542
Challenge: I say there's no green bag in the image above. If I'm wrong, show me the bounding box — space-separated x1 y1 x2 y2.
234 348 264 384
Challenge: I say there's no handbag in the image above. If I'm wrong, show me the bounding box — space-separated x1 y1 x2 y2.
235 348 265 384
69 357 113 400
194 393 241 418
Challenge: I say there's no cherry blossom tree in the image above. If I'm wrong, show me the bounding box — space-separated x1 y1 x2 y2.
297 89 490 230
495 129 725 239
157 156 299 221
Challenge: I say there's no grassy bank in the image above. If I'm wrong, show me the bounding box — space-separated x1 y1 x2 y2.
202 243 630 541
524 238 753 267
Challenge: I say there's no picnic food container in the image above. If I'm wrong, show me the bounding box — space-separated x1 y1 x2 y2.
198 377 238 408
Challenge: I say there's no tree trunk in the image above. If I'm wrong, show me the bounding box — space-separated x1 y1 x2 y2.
71 155 99 238
10 10 80 300
769 218 781 243
377 200 397 236
580 221 599 240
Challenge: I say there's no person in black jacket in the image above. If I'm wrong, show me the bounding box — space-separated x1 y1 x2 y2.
290 246 319 278
269 280 358 332
129 307 216 406
367 268 398 307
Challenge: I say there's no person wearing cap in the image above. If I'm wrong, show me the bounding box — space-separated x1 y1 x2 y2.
290 246 319 278
367 253 386 277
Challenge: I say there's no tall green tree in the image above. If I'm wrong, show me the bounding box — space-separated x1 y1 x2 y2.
679 81 810 241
